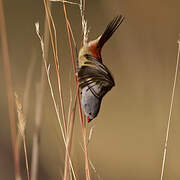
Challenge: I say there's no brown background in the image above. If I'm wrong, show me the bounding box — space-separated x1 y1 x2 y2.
1 0 180 179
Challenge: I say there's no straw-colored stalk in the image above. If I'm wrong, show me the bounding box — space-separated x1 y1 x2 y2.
15 93 30 180
0 1 21 179
160 40 180 180
30 2 51 180
61 0 91 179
35 21 77 179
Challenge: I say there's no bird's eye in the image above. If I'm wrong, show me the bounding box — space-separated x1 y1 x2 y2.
89 112 92 115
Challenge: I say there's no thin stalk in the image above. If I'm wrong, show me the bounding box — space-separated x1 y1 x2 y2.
64 83 78 180
35 22 77 180
63 86 73 180
43 1 73 179
15 93 30 180
43 0 67 134
17 50 36 151
30 83 44 180
63 17 78 180
160 41 180 180
61 1 91 179
63 80 74 180
23 136 30 180
30 2 51 180
0 1 21 179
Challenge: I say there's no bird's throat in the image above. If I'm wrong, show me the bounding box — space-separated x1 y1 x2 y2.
88 43 101 60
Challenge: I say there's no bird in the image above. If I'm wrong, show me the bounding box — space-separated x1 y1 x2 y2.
77 15 125 123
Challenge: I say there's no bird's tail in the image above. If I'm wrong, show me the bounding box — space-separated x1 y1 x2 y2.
97 15 125 49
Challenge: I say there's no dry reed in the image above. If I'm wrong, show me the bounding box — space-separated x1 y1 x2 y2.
0 0 21 179
15 93 30 180
30 2 51 180
61 0 91 179
160 39 180 180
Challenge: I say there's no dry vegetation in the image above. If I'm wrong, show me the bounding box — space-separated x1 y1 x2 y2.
0 0 180 180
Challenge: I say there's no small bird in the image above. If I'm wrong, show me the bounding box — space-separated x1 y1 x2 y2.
77 15 124 122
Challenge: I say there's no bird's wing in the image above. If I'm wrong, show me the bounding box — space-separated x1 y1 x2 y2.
78 54 115 97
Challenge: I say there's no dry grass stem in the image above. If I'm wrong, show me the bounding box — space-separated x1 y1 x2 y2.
17 50 36 151
30 3 51 180
63 81 73 180
35 22 77 180
160 40 180 180
80 0 88 45
15 93 30 180
30 83 43 180
80 143 100 179
87 125 95 145
61 0 91 179
43 1 76 179
63 25 79 179
0 1 21 179
50 0 80 6
88 159 101 180
43 0 67 134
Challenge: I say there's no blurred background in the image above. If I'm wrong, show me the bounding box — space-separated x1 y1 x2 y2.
1 0 180 179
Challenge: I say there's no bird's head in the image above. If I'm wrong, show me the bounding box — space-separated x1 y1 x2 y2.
81 85 102 123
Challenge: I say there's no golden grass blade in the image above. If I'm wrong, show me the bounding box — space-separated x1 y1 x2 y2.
87 125 95 145
50 0 80 6
35 22 77 180
17 49 36 153
61 0 91 179
43 0 67 135
43 1 74 179
160 40 180 180
79 143 101 179
0 1 21 179
15 93 30 180
63 75 73 180
30 2 51 179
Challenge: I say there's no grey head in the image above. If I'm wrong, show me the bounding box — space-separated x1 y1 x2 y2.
81 85 102 122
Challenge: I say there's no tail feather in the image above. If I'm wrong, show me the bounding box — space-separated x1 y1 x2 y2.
97 15 125 49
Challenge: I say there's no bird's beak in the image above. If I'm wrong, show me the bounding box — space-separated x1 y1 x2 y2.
87 116 93 123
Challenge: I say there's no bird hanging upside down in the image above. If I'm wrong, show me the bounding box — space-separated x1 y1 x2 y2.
77 15 125 123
